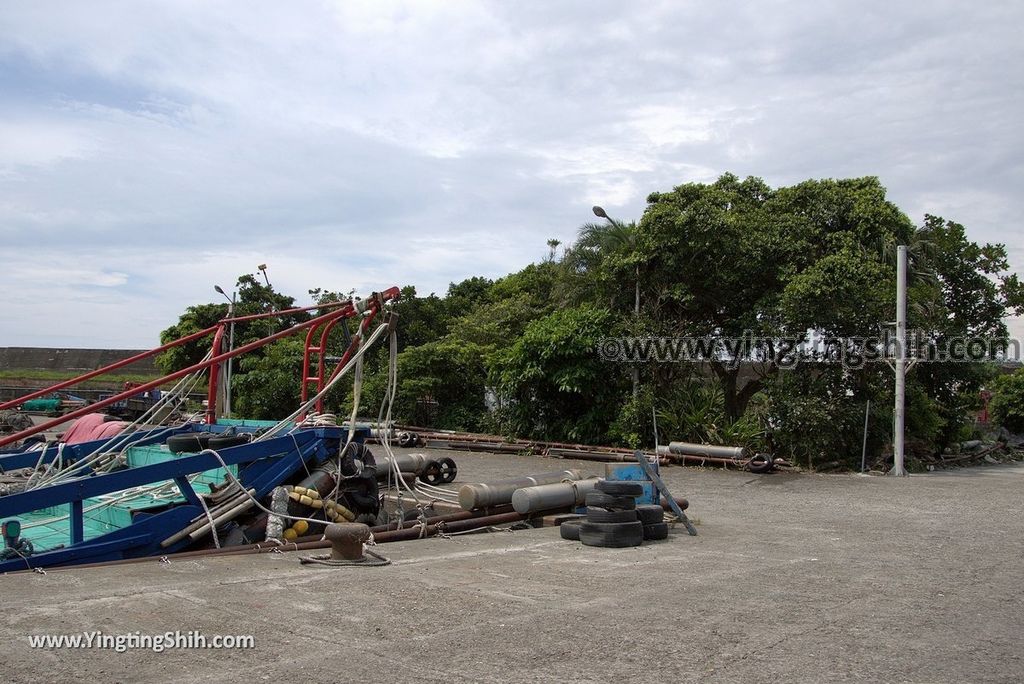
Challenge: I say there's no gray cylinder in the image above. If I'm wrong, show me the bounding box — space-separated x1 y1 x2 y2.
511 478 598 515
458 470 584 511
664 441 748 459
377 452 434 478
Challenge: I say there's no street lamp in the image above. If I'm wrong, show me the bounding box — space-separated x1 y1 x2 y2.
257 263 271 288
256 264 276 334
214 284 236 418
592 205 640 399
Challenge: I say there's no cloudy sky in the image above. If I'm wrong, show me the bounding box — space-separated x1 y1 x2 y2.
1 1 1021 348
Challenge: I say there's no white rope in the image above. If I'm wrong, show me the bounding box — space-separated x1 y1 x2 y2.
256 317 391 442
31 353 212 488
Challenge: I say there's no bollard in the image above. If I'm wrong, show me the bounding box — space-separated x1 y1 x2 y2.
323 522 370 561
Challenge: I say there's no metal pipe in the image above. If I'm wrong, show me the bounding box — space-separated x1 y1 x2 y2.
186 490 258 542
458 470 583 511
225 292 236 417
39 507 519 571
546 448 664 463
160 489 254 547
656 446 747 467
204 324 226 424
663 442 749 460
376 452 435 477
659 496 690 511
218 297 361 324
511 478 598 514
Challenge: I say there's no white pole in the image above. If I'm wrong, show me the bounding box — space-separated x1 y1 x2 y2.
861 399 870 473
890 245 908 476
225 293 236 417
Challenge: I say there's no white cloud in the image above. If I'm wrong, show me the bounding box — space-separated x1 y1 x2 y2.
0 1 1020 348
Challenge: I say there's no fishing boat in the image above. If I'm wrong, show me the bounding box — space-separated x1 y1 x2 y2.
0 288 400 572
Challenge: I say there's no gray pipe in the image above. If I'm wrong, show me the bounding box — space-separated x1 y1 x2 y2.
511 478 599 515
458 470 584 511
663 441 748 460
377 452 434 477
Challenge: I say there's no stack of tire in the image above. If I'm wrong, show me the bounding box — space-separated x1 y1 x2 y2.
560 480 669 547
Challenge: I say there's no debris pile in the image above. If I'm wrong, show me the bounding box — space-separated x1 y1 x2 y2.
921 430 1024 470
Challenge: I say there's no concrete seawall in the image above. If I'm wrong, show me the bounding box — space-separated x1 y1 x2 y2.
0 347 158 374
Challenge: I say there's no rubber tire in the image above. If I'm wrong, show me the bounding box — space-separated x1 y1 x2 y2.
643 522 669 540
419 460 445 485
208 434 250 450
584 491 636 511
586 508 638 524
560 519 583 541
166 433 212 454
595 480 644 496
579 521 644 548
635 504 665 525
437 457 458 484
747 453 773 474
342 470 380 516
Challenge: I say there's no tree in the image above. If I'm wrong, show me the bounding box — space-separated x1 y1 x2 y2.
573 215 641 397
156 272 309 375
990 369 1024 434
496 304 627 443
635 174 916 421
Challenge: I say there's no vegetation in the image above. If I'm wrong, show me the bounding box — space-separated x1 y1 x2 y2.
156 174 1024 468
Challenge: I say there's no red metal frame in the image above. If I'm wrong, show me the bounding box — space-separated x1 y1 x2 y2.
204 325 227 424
298 292 394 418
0 287 400 448
0 325 221 411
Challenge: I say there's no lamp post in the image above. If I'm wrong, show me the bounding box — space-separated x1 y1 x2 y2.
257 264 276 334
214 284 236 418
593 205 640 398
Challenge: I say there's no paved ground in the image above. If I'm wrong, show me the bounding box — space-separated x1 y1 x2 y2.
2 449 1022 683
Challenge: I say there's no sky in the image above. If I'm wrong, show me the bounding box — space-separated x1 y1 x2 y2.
1 1 1022 348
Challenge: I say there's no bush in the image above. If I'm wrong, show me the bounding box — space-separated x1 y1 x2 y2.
990 369 1024 434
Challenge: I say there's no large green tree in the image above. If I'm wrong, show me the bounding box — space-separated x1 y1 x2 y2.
634 174 915 421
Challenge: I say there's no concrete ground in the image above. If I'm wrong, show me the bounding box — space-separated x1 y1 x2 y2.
2 449 1022 683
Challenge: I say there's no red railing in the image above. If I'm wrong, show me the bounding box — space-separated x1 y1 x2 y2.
0 288 400 448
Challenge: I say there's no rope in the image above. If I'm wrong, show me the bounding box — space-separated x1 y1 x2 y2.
299 547 391 567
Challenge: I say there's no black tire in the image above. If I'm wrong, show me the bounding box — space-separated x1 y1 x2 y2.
437 457 458 484
560 519 583 541
342 470 380 516
397 431 416 448
643 522 669 540
166 433 212 454
596 480 644 496
208 434 251 450
419 460 444 485
586 508 638 524
579 521 644 548
747 453 773 474
635 504 665 525
339 442 376 477
584 491 636 510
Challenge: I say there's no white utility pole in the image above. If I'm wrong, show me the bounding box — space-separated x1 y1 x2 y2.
890 245 909 476
214 285 237 418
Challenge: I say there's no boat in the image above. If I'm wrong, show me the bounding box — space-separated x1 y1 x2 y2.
0 287 400 572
